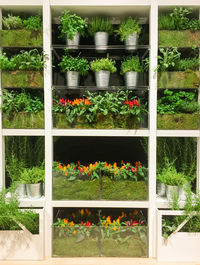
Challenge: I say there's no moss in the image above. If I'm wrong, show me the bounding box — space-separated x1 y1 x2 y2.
159 30 200 47
53 113 72 129
157 113 199 130
2 71 43 88
0 30 42 47
52 175 99 200
101 177 147 200
3 111 44 129
158 71 200 89
94 113 114 129
74 117 92 129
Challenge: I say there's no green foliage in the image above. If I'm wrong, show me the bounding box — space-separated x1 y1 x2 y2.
1 89 44 115
115 17 141 41
2 14 23 30
21 166 45 184
0 52 15 70
0 188 39 233
120 56 143 74
23 15 42 31
6 155 25 182
59 10 87 39
174 57 199 71
170 7 192 30
158 14 176 30
88 17 113 35
188 19 200 30
157 47 181 72
90 57 117 73
157 89 199 114
58 52 89 75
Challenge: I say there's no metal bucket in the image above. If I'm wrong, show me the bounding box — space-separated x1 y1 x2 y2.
94 32 108 51
156 181 166 197
125 71 139 87
26 183 43 200
66 32 80 48
14 183 27 198
125 33 138 51
166 185 179 201
66 71 79 87
95 71 110 88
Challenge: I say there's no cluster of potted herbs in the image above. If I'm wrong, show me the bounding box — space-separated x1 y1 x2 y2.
53 90 147 129
53 208 147 257
59 51 145 88
53 161 147 200
59 10 142 49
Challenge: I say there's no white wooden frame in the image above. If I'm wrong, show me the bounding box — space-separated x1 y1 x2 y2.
0 0 199 260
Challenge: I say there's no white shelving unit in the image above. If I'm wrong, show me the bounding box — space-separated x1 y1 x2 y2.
0 0 200 260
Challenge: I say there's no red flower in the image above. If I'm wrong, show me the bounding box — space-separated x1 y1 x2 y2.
85 221 91 227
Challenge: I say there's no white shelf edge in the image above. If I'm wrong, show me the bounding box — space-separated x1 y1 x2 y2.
2 129 45 136
0 0 43 5
158 0 200 6
157 130 200 137
52 129 149 137
19 196 46 207
156 196 186 209
52 200 149 208
50 0 151 6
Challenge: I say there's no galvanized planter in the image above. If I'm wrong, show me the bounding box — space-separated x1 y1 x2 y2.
125 33 138 50
14 183 27 198
156 181 166 197
26 183 43 200
95 70 110 88
66 32 80 48
66 71 80 87
94 32 108 51
124 71 139 87
166 185 179 201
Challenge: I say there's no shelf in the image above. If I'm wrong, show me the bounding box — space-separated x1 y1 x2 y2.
156 196 186 209
2 129 45 136
52 45 149 50
157 130 200 137
19 196 46 208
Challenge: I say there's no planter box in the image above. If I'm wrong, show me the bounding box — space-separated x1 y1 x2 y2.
3 111 44 129
0 209 44 260
101 226 148 257
157 210 200 262
2 71 43 88
101 177 147 200
52 171 100 200
157 113 199 130
53 226 99 257
0 30 42 47
159 30 200 47
158 71 200 89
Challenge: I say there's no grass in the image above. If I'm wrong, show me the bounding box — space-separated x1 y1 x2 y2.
2 70 43 88
101 177 147 200
159 30 200 47
0 29 42 47
157 113 199 130
3 111 44 129
158 71 200 89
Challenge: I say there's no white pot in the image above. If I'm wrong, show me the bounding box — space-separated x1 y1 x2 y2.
66 71 79 87
124 71 139 87
125 33 138 50
94 32 108 51
66 32 80 48
26 183 43 200
95 70 110 88
166 185 179 201
156 181 166 197
14 182 27 198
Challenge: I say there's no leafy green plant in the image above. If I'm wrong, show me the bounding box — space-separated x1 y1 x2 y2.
23 15 42 31
174 57 199 71
90 57 117 73
58 10 87 39
2 14 23 30
120 56 143 74
188 19 200 30
88 17 113 35
170 7 192 30
157 47 181 72
6 155 25 183
115 17 141 41
21 166 45 184
58 52 89 75
158 14 176 30
0 53 15 70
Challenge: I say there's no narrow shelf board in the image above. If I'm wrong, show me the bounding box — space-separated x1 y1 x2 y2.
52 129 150 137
0 0 42 5
1 46 43 49
157 130 200 137
156 196 186 209
52 85 149 91
158 87 200 90
52 45 150 50
19 196 46 207
52 200 149 208
2 129 45 136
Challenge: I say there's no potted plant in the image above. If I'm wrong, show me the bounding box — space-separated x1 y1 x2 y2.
90 57 117 87
59 10 87 48
115 17 141 50
158 7 200 47
0 14 42 47
0 49 45 88
21 166 45 199
88 17 113 50
0 188 44 260
120 56 143 87
58 52 89 87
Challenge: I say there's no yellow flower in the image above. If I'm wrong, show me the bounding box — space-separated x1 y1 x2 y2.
113 226 117 231
80 209 84 215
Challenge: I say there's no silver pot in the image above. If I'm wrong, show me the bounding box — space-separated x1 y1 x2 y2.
125 33 138 50
156 181 166 197
94 32 108 51
14 183 27 198
66 32 80 48
166 185 179 201
125 71 139 87
66 71 79 87
179 182 190 201
95 71 110 88
26 183 43 200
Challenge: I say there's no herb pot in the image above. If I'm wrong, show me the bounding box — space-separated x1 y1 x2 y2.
156 181 166 197
94 32 108 51
66 71 79 87
124 71 139 87
125 33 138 50
179 182 190 201
66 32 80 48
95 70 110 88
14 183 27 198
26 183 43 199
166 185 179 201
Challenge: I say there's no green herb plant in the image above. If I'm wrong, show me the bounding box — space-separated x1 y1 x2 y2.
156 47 181 72
6 155 25 183
90 57 117 73
88 17 113 35
21 166 45 184
115 17 141 41
120 56 143 74
2 14 23 30
23 15 42 31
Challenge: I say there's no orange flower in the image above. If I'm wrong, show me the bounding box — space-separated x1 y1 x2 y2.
88 211 91 216
67 164 70 168
63 219 68 224
121 160 124 164
104 162 108 167
58 164 63 170
73 230 77 235
80 209 84 215
70 221 75 226
65 171 68 176
113 226 117 231
113 162 117 169
114 170 118 174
